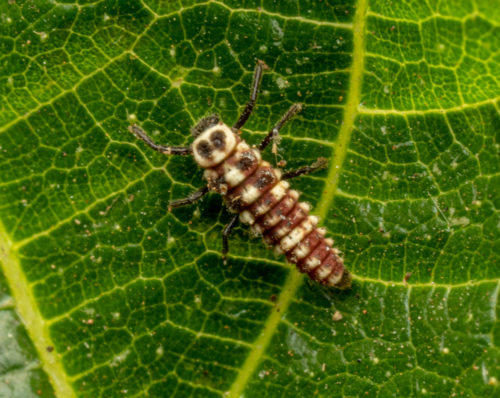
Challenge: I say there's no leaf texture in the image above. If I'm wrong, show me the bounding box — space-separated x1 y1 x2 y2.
0 1 499 397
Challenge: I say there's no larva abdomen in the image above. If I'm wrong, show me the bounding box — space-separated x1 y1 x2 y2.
200 126 350 288
130 63 350 289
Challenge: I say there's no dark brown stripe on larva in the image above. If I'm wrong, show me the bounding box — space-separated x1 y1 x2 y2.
237 151 257 171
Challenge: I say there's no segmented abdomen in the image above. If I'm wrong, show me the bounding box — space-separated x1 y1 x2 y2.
203 136 350 288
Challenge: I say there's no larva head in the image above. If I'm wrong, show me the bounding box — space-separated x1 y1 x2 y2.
192 123 238 168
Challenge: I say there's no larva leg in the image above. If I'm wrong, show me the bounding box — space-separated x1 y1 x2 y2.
168 186 209 210
222 214 239 263
258 103 302 151
128 125 192 155
282 157 328 180
233 62 264 130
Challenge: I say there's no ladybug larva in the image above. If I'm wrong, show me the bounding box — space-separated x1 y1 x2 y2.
129 62 351 288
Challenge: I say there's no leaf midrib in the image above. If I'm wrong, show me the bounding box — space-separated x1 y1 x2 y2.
226 0 368 396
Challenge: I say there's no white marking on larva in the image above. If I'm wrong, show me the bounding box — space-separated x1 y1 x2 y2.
219 183 228 195
280 218 315 252
300 202 311 213
302 257 321 272
317 227 326 236
324 238 334 246
308 215 318 225
289 190 299 200
273 225 291 240
262 211 284 229
254 181 289 216
251 223 264 235
292 243 312 260
241 184 261 205
239 210 255 225
192 123 237 168
315 265 331 280
203 169 218 181
224 165 246 187
326 271 342 286
274 168 282 181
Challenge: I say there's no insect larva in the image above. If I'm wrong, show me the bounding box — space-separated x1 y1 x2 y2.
128 62 350 288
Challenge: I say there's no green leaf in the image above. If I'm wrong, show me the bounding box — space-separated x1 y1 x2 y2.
0 1 499 397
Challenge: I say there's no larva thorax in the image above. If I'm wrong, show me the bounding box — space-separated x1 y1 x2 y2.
192 121 350 288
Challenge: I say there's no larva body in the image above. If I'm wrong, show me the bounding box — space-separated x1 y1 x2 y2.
192 122 350 288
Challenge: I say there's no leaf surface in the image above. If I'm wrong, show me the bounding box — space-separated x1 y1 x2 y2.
0 1 499 397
